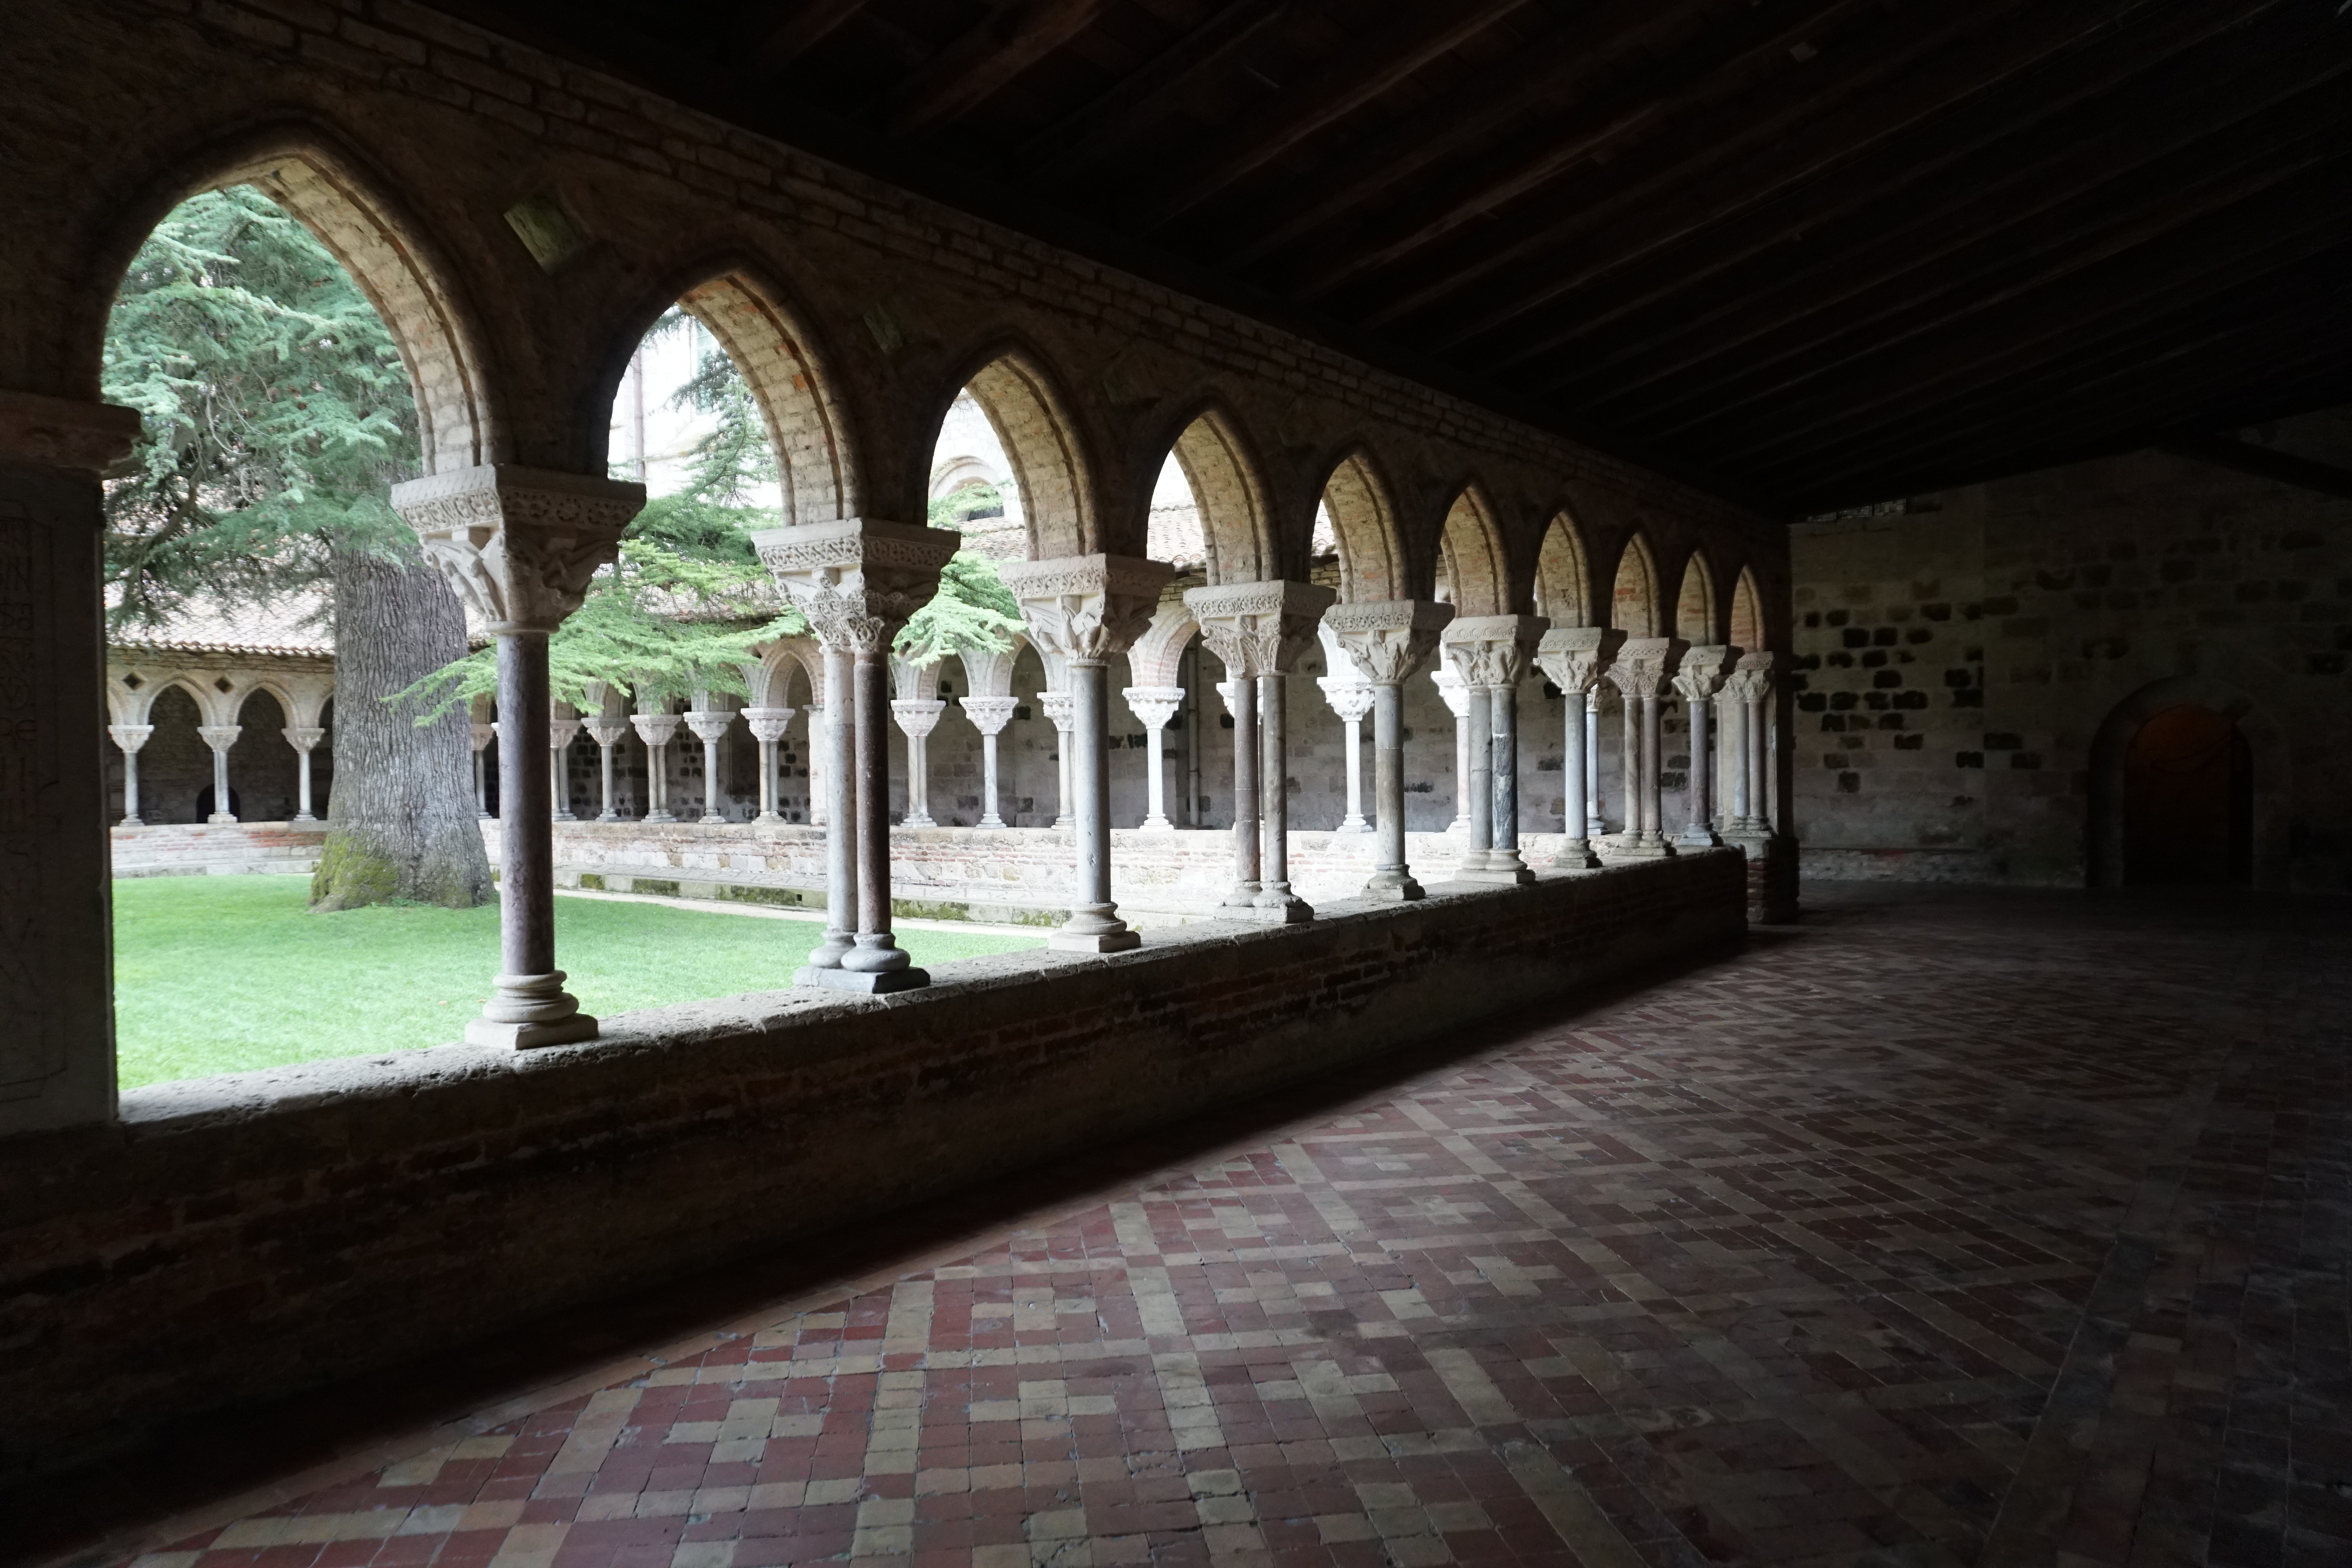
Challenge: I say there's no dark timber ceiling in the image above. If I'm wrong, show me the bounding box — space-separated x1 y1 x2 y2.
443 0 2352 515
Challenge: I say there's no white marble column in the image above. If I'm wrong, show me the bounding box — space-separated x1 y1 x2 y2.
961 697 1018 827
1535 627 1625 870
1585 701 1605 838
1187 580 1334 924
1325 600 1453 902
1008 555 1174 952
1121 686 1185 831
756 517 957 994
1432 664 1471 837
109 724 153 827
197 724 240 822
743 706 797 823
804 698 828 828
1314 643 1374 834
549 708 582 823
283 724 326 823
1444 616 1546 885
1672 646 1736 848
1722 651 1778 841
889 695 946 826
630 707 681 823
683 702 736 823
470 717 496 818
583 713 629 821
1039 688 1075 828
395 463 643 1049
1602 637 1688 858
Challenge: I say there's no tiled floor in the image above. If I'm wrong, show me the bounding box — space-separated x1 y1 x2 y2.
86 885 2352 1567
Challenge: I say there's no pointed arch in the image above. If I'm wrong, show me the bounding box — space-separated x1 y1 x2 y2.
672 266 860 524
1534 511 1593 627
1126 600 1200 688
1673 550 1719 643
751 636 825 708
1436 484 1509 617
1609 533 1662 637
1729 568 1767 651
950 347 1095 560
1318 448 1409 603
1160 404 1274 584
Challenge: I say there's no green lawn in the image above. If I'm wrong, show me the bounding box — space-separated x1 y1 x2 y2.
113 874 1042 1089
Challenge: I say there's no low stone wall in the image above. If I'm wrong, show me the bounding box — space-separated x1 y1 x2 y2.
109 821 329 877
1 853 1743 1478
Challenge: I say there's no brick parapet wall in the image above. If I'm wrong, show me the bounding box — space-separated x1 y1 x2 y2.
0 853 1744 1477
111 821 328 876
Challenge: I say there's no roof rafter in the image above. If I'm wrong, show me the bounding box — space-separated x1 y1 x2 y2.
891 0 1103 139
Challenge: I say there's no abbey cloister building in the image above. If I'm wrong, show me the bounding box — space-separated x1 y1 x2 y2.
5 4 2348 1564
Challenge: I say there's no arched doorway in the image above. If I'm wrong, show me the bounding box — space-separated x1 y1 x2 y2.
2123 704 2251 885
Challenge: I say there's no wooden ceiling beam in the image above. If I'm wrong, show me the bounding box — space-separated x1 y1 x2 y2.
890 0 1103 139
1011 1 1294 184
2159 436 2352 503
746 0 871 77
1127 0 1533 231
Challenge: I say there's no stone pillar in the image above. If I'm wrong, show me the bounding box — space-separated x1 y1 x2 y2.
470 718 496 819
1187 580 1335 924
284 725 327 823
0 389 143 1133
197 724 240 822
109 724 153 827
1602 637 1687 859
1039 688 1075 828
961 697 1018 827
1121 686 1185 831
1008 555 1173 952
1325 599 1453 902
1534 627 1625 869
549 708 582 823
583 713 629 821
1722 651 1777 840
630 708 681 823
812 651 854 966
888 694 946 827
683 703 736 823
1314 651 1374 835
395 463 644 1049
754 517 957 993
743 706 796 823
1585 701 1605 838
805 698 828 828
1432 664 1471 836
1672 646 1736 848
1443 616 1546 885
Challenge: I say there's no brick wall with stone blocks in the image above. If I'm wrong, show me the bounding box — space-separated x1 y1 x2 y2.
111 821 329 877
0 854 1744 1479
1789 409 2352 891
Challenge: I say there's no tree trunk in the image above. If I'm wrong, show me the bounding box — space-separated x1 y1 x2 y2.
311 540 492 910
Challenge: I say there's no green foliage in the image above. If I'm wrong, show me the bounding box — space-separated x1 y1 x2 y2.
893 488 1025 667
101 185 418 626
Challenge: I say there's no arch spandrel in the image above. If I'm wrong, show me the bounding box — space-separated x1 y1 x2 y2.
1534 512 1593 627
1317 449 1411 604
1673 550 1720 643
670 269 861 526
1608 532 1662 637
1435 484 1509 618
941 347 1097 560
1160 404 1275 586
1729 568 1768 651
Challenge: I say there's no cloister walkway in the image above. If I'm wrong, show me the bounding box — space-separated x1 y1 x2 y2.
59 886 2350 1568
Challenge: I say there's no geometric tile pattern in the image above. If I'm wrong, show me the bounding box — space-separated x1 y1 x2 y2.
117 885 2351 1568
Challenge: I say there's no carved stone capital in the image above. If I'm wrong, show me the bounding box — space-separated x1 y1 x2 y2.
390 464 645 634
630 713 681 748
1038 690 1075 733
890 698 947 740
0 389 143 473
196 724 240 755
548 717 584 750
1184 579 1337 678
1323 598 1454 686
1534 626 1628 696
1430 666 1470 718
1122 686 1185 730
1671 644 1739 706
108 724 155 754
682 710 735 745
961 696 1020 735
1315 677 1375 724
1721 648 1778 704
1442 614 1548 691
1003 554 1174 666
470 722 497 753
752 517 958 652
1605 636 1689 701
282 726 328 754
742 706 797 745
582 717 631 748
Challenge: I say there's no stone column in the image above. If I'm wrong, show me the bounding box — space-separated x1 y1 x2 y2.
197 724 240 822
1443 616 1546 885
549 709 582 823
583 713 629 821
1672 646 1736 848
470 718 496 818
630 707 681 823
1121 686 1185 831
1314 654 1375 834
889 695 946 826
1325 600 1453 902
1534 627 1625 869
1432 664 1472 836
395 463 643 1049
754 517 957 993
109 724 153 827
0 387 144 1134
1008 555 1172 951
1188 580 1334 923
1585 701 1605 838
284 725 327 823
805 698 828 828
1038 688 1075 827
1602 637 1687 859
1722 651 1777 840
961 697 1018 826
683 703 736 823
743 706 796 822
811 650 854 965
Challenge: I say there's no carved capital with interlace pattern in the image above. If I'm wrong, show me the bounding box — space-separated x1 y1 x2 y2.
1184 579 1338 680
1533 626 1628 697
752 518 958 654
390 464 646 635
1003 554 1174 668
1321 599 1454 686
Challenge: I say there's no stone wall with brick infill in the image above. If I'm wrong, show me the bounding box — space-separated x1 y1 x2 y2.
0 853 1743 1478
110 821 330 877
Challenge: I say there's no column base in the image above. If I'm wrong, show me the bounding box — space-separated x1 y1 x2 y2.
699 811 726 824
1230 894 1312 924
756 811 781 824
1675 827 1723 848
1138 815 1174 833
207 813 237 824
292 812 316 824
1555 839 1603 870
119 816 144 828
1053 815 1074 829
1050 927 1142 954
797 964 931 994
554 811 577 824
901 813 937 827
978 814 1005 828
480 810 495 821
468 971 595 1051
1606 835 1676 860
1361 869 1425 902
1332 817 1368 836
1457 855 1536 886
467 1013 599 1050
643 811 677 824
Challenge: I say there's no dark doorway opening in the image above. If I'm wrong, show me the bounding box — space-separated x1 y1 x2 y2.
2123 704 2251 885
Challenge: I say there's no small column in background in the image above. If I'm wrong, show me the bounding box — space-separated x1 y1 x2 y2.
1602 637 1688 858
630 704 681 823
682 698 737 824
1442 615 1547 885
1534 627 1625 869
888 662 946 828
469 697 496 820
1038 687 1075 828
1432 663 1471 837
1325 599 1454 902
961 697 1018 827
1722 650 1778 841
804 697 828 828
1121 686 1185 831
1672 646 1736 848
108 724 154 826
196 724 240 823
283 725 327 823
1314 627 1374 835
1187 580 1334 924
743 704 797 823
549 706 583 823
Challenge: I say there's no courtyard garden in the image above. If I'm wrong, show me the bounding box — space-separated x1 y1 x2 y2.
112 874 1042 1089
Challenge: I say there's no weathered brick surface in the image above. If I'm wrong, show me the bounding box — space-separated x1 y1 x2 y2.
111 821 327 876
0 855 1743 1477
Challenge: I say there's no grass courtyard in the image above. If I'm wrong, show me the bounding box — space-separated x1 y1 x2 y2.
112 874 1043 1089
